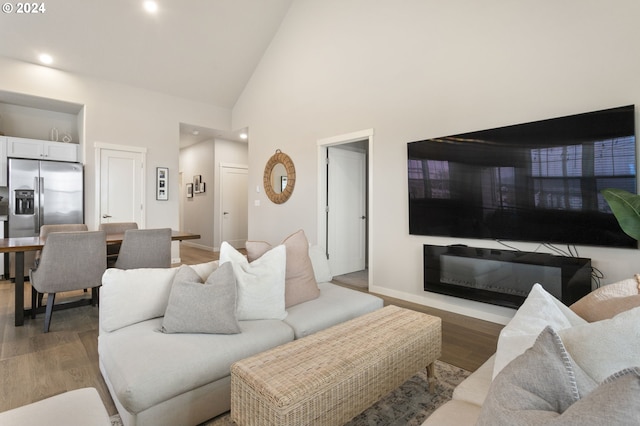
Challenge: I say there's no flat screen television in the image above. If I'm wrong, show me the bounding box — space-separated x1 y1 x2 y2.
408 105 637 248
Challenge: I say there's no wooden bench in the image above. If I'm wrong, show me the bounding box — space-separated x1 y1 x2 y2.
230 305 442 426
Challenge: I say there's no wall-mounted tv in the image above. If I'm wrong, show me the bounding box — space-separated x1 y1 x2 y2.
408 105 637 248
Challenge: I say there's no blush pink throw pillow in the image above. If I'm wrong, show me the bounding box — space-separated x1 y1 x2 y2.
570 274 640 322
246 230 320 308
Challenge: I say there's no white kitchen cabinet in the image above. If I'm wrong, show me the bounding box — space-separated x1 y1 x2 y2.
7 136 79 163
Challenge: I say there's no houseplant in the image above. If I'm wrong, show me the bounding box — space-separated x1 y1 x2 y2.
601 188 640 241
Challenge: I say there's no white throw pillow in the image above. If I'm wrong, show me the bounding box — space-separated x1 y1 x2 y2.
492 283 587 379
188 260 219 281
219 241 287 320
558 306 640 383
100 267 177 332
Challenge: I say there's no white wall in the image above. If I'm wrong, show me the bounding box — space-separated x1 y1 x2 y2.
180 140 215 248
0 103 79 142
0 56 232 258
233 0 640 324
179 138 248 251
213 139 248 250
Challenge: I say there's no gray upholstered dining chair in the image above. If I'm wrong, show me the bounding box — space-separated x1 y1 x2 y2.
114 228 171 269
29 230 107 333
98 222 139 234
33 223 91 308
99 222 138 267
35 223 88 266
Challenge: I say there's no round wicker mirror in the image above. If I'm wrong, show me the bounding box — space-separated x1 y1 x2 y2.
263 150 296 204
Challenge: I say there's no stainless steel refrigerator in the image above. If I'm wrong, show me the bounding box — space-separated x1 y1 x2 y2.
8 158 84 278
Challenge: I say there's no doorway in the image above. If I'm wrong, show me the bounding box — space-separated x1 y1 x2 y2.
317 129 373 288
96 143 146 228
220 164 248 249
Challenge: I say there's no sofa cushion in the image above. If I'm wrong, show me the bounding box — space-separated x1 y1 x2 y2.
570 275 640 322
558 306 640 382
478 326 640 425
308 245 333 283
0 387 111 426
477 327 597 425
98 317 294 414
246 230 321 308
219 242 287 320
161 263 240 334
492 283 586 379
284 282 383 338
100 267 178 333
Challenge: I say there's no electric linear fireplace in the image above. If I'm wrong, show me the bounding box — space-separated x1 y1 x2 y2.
423 244 592 309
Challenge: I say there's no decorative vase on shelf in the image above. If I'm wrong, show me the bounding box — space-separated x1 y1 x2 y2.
50 127 59 142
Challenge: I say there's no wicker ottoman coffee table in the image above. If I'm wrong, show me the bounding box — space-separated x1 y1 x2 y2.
230 305 442 426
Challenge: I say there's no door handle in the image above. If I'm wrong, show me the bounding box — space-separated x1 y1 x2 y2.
361 216 367 220
223 212 229 215
102 214 112 219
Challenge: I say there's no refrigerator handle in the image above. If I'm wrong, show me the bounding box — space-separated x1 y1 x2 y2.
34 177 43 234
39 177 45 231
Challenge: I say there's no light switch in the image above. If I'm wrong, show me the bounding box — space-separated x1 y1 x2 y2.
254 200 260 206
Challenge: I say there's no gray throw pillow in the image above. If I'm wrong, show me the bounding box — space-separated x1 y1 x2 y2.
478 326 640 425
161 262 241 334
477 326 597 425
557 368 640 424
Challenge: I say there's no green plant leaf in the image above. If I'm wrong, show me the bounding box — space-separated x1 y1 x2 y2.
601 188 640 241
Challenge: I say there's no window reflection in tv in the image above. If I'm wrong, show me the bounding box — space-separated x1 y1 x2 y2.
407 105 637 248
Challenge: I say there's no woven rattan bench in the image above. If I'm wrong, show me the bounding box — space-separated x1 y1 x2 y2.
230 305 442 426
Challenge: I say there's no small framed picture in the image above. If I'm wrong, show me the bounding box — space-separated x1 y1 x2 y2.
156 167 168 201
186 183 193 198
193 175 202 193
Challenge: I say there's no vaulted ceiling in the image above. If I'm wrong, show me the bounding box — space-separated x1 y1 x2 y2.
0 0 293 109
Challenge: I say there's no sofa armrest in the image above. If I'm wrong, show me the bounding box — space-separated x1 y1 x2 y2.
421 400 482 426
421 356 494 426
452 354 495 406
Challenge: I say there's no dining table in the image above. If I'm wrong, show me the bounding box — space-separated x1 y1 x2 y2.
0 230 201 326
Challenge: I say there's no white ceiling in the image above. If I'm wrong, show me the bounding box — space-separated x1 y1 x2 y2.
0 0 293 144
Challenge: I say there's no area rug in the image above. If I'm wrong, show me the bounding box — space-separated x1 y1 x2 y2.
110 360 469 426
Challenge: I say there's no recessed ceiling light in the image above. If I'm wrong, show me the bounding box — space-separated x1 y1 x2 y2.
192 130 200 136
239 133 248 140
143 1 158 14
38 53 53 65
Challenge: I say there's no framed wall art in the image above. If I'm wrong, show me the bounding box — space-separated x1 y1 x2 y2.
186 183 193 198
193 175 201 193
156 167 168 200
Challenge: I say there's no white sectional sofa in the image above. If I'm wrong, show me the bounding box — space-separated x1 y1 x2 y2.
423 278 640 425
98 249 383 426
421 355 493 425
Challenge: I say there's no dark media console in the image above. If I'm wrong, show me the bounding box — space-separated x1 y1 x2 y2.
423 244 592 309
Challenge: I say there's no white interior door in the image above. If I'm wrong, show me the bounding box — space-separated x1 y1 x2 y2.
220 165 248 248
99 147 145 226
327 146 366 276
